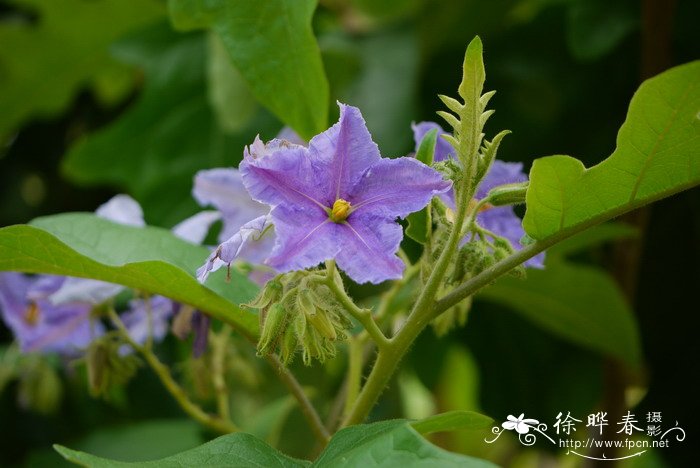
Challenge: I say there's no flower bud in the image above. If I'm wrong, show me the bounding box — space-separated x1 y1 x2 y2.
485 182 528 206
257 303 288 356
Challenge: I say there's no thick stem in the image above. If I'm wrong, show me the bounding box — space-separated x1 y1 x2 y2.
344 337 363 418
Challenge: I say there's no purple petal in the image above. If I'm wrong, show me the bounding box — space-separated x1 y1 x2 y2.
240 145 329 213
476 207 545 268
193 168 268 241
120 296 175 346
0 272 32 324
191 311 210 358
95 194 145 227
348 157 451 219
412 121 455 163
172 210 222 245
335 213 404 284
266 207 339 273
308 103 381 202
197 215 276 282
476 160 528 199
47 277 123 306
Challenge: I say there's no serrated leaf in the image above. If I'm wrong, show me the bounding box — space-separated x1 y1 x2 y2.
479 261 642 367
523 61 700 240
0 0 164 141
314 420 497 467
456 36 485 160
0 214 259 338
54 432 309 467
406 129 438 244
168 0 329 140
411 410 494 435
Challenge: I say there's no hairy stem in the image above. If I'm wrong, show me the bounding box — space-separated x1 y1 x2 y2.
107 309 238 434
325 261 390 350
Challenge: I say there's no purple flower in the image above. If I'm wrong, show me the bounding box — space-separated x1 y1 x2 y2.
119 296 175 349
238 103 450 284
413 122 544 268
0 273 103 355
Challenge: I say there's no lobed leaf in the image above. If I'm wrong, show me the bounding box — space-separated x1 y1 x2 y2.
523 61 700 240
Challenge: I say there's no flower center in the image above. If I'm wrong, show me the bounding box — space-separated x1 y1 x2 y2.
330 199 352 223
23 302 40 326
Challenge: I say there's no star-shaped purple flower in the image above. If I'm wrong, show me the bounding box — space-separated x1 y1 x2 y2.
239 103 451 284
413 121 544 268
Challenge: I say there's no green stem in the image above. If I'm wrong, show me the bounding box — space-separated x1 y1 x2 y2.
344 337 363 418
325 261 390 350
210 325 232 422
264 354 331 445
107 309 238 434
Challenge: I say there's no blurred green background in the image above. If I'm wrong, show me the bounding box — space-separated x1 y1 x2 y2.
0 0 698 466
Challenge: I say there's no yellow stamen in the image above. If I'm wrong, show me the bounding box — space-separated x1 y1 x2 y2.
330 199 352 223
469 198 493 213
24 302 40 326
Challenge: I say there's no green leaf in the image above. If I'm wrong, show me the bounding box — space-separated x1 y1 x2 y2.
315 420 496 467
456 36 485 160
0 214 259 338
54 432 309 467
406 128 438 244
206 32 257 133
411 410 494 435
61 24 273 227
479 261 642 367
168 0 329 140
523 61 700 240
68 420 204 462
0 0 164 141
546 222 638 258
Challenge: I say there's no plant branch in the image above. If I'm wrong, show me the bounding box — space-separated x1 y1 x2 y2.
107 309 238 434
210 325 232 422
263 354 331 445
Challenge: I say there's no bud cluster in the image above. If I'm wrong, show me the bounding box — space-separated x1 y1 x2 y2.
249 273 351 366
86 333 141 399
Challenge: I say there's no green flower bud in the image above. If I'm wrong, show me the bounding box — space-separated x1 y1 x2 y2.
485 182 528 206
17 358 62 415
257 303 288 356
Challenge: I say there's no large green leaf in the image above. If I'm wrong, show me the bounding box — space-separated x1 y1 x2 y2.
0 214 259 338
314 420 496 467
168 0 329 140
0 0 164 141
55 432 309 467
523 61 700 240
61 23 271 227
55 420 496 467
479 260 641 367
411 410 494 435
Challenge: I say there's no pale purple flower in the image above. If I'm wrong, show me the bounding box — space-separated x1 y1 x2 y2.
119 296 175 348
197 214 275 282
502 414 540 434
236 103 451 284
413 122 544 268
0 273 103 355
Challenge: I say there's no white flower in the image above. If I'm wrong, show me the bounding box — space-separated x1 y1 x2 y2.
502 414 539 434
